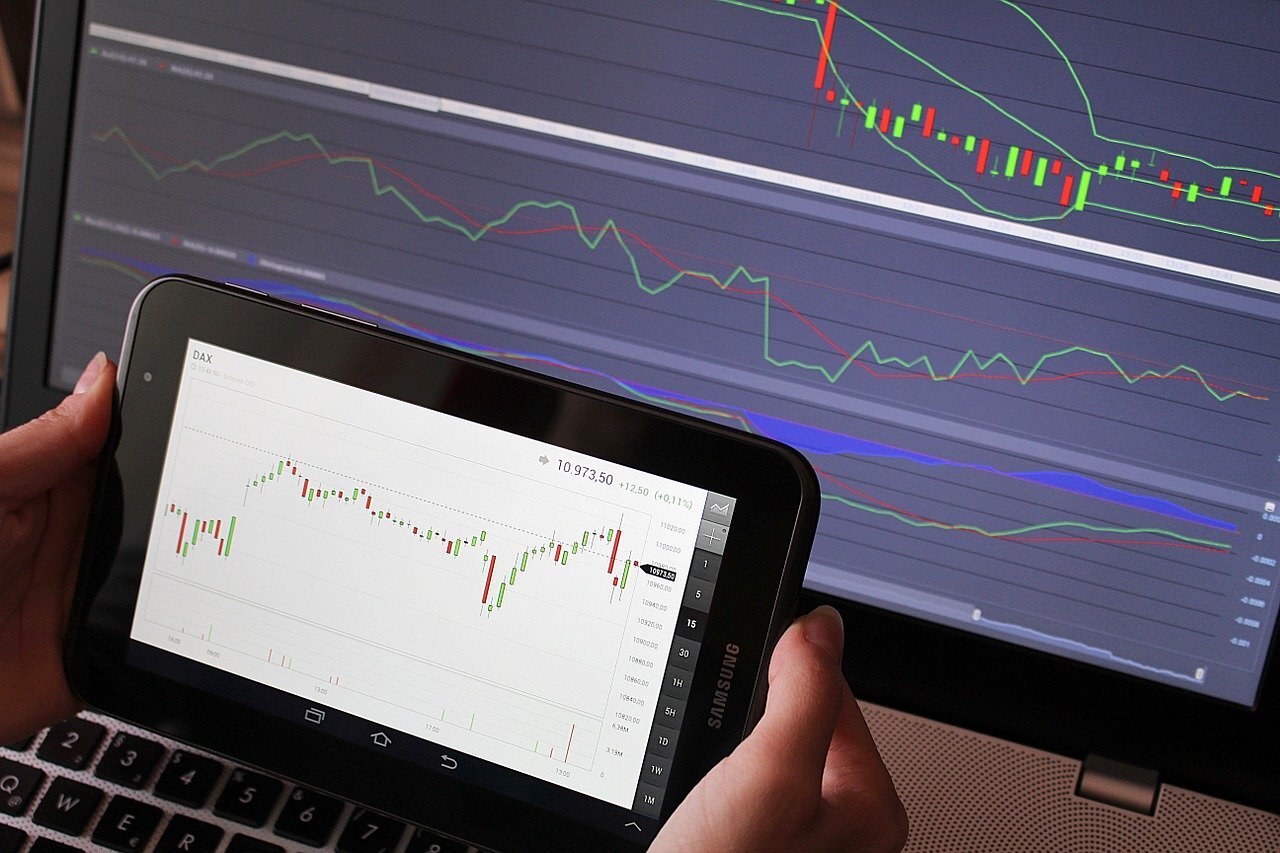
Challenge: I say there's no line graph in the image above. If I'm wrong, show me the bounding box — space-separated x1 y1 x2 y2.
93 125 1267 404
815 470 1229 553
79 247 1234 556
724 0 1279 241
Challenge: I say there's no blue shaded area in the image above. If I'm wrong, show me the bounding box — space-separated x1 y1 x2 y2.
86 248 1234 533
747 412 1235 532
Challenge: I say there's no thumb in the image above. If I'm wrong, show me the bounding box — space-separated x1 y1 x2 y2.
0 352 115 504
741 605 847 789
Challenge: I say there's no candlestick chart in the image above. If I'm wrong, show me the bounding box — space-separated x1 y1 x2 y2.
135 357 671 783
739 0 1278 241
164 453 637 611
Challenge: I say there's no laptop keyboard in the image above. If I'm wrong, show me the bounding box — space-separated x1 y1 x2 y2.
0 711 481 852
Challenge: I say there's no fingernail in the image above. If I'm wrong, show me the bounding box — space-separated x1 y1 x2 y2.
803 605 845 666
74 352 107 395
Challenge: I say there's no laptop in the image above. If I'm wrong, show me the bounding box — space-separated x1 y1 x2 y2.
3 1 1278 850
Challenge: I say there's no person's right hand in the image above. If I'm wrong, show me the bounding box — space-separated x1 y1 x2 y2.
653 605 908 851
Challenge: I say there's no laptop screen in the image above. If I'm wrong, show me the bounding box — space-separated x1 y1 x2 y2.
44 0 1280 706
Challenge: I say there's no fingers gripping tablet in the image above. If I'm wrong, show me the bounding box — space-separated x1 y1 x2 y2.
66 276 819 851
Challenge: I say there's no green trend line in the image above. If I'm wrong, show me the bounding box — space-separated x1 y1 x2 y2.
762 302 1262 401
94 126 1263 403
715 0 1278 243
821 494 1231 551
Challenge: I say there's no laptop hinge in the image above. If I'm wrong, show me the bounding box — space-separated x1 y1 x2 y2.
1076 754 1161 815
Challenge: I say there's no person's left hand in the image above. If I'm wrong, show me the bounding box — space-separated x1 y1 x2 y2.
0 352 114 743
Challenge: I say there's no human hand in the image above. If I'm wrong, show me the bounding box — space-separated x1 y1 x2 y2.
0 353 115 743
652 606 907 852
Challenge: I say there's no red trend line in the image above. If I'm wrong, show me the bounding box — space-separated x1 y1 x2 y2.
813 467 1228 553
108 133 1271 399
813 1 839 90
494 204 1273 395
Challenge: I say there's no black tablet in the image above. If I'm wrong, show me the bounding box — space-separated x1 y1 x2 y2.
66 275 819 851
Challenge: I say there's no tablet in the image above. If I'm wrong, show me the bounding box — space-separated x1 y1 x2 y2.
65 275 819 851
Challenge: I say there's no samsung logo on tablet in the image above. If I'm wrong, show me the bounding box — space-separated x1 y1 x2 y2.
706 643 740 729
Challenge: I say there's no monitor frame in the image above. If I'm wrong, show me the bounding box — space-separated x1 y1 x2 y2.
3 0 1277 815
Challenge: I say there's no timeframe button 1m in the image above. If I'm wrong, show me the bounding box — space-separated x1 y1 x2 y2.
633 783 665 817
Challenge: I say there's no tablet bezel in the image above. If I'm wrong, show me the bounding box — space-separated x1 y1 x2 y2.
65 275 819 851
5 0 1277 819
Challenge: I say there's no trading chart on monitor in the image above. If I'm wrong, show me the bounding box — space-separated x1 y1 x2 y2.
53 1 1280 704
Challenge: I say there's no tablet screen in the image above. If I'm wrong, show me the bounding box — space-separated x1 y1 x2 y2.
128 338 735 819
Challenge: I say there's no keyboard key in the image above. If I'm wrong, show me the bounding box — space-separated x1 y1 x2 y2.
154 814 225 853
32 776 104 836
30 839 80 853
95 732 166 788
0 756 45 816
405 827 469 853
226 834 285 853
214 768 284 827
0 825 27 853
273 786 343 847
91 794 163 851
337 808 406 853
36 718 106 770
3 737 33 752
154 750 224 807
